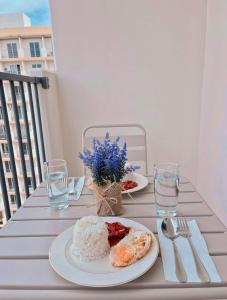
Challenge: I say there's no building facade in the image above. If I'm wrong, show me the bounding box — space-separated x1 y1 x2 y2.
0 15 55 224
0 26 54 76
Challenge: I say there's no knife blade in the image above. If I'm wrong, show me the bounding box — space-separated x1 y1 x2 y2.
72 176 85 200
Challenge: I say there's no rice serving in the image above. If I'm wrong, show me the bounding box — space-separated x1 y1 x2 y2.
70 216 110 261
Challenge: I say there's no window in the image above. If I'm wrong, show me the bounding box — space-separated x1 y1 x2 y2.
1 143 9 154
7 43 18 58
5 161 12 173
18 106 23 119
9 65 17 74
21 126 26 139
22 142 28 154
32 63 42 69
27 177 32 188
8 178 14 189
9 64 21 75
10 195 16 204
0 125 6 139
0 107 3 119
25 160 31 172
29 42 40 57
14 86 21 99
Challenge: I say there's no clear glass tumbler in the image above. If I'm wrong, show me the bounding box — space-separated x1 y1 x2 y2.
154 163 179 217
44 159 69 209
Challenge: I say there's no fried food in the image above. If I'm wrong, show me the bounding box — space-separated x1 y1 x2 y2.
110 230 152 267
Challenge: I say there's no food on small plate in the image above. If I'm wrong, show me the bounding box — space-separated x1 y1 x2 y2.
110 230 152 267
87 179 138 191
70 216 110 261
121 180 138 191
106 222 131 247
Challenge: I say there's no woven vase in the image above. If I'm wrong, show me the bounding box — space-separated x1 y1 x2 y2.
93 181 123 216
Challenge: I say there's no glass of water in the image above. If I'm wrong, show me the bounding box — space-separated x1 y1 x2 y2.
154 163 179 217
44 159 69 209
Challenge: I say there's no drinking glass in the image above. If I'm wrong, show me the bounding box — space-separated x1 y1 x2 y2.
154 163 179 217
43 159 69 209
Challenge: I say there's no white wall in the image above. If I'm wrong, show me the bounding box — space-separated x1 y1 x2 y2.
197 0 227 226
38 71 64 162
49 0 207 180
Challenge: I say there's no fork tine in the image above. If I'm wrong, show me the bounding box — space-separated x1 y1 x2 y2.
177 217 181 230
181 217 188 232
178 217 183 232
180 217 185 231
178 217 182 229
184 217 189 231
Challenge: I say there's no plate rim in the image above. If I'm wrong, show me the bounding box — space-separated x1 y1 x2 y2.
49 217 159 287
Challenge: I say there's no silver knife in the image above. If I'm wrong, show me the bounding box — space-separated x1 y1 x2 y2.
69 176 85 200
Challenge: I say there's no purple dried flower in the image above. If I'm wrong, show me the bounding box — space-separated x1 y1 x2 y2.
79 132 140 185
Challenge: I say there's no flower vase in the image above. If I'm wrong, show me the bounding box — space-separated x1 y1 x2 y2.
93 181 123 216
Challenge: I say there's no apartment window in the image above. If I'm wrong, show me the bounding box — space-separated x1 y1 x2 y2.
1 143 9 154
22 142 28 154
5 161 12 173
18 106 23 119
0 125 6 139
25 159 31 173
29 42 41 57
15 86 21 99
32 63 42 69
0 107 3 119
27 177 32 188
8 178 14 189
9 64 21 75
7 42 18 58
10 195 16 204
21 126 26 139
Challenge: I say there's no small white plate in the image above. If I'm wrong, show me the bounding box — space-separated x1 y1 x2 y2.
86 173 149 194
49 217 159 287
122 173 149 194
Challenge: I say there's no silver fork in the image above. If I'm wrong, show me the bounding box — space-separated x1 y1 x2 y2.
177 217 210 283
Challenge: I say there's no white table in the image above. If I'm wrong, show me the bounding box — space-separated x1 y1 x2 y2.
0 177 226 300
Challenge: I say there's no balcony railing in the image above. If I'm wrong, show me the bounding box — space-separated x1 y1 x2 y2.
0 71 49 221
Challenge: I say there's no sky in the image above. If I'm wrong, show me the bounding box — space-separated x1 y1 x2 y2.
0 0 50 26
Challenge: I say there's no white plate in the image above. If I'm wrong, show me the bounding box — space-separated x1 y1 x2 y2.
122 173 149 194
49 217 159 287
86 173 149 195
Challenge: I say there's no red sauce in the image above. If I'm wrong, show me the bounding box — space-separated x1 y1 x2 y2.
106 222 131 247
121 180 138 191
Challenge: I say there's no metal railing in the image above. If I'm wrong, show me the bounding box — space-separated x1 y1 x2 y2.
0 72 49 221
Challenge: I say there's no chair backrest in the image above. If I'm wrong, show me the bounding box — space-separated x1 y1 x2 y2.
82 124 148 175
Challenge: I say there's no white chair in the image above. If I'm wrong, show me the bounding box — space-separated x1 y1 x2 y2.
82 124 148 175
